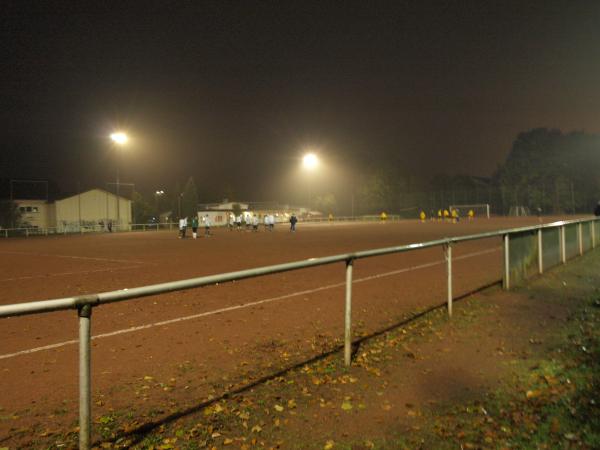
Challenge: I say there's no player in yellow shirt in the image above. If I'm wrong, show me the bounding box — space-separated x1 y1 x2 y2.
419 211 426 222
437 209 442 221
451 208 459 223
468 209 474 221
380 211 388 222
443 209 450 221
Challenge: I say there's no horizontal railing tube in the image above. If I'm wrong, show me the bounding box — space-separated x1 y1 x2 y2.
1 218 599 321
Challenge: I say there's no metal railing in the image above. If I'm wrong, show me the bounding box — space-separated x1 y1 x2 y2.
0 217 598 449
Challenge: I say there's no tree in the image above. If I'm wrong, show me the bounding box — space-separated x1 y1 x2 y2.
181 177 199 219
0 200 21 228
494 128 600 213
314 193 337 214
132 192 155 223
231 203 242 218
356 170 394 214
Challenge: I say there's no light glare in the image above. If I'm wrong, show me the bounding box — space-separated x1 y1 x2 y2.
110 132 128 145
303 153 319 170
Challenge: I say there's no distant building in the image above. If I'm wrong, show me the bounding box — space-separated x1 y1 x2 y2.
10 188 131 232
55 189 132 232
200 201 249 211
15 199 55 229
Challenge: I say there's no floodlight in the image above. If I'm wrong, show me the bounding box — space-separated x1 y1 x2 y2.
110 132 128 145
302 153 319 170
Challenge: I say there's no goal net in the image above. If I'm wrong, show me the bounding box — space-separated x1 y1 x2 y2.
508 206 530 217
448 204 490 219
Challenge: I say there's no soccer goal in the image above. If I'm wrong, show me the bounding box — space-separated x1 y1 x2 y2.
508 206 530 217
448 204 490 219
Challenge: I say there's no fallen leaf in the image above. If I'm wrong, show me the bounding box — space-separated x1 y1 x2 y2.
341 401 353 411
324 440 335 449
526 390 541 399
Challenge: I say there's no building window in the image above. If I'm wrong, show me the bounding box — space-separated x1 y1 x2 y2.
32 206 39 213
26 206 32 212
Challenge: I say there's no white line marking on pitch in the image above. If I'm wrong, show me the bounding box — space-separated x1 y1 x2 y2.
0 266 143 283
0 250 152 265
0 247 500 360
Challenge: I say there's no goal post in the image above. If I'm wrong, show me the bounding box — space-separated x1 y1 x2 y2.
448 203 490 219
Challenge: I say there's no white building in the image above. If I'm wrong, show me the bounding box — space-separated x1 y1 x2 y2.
15 199 55 229
54 189 131 232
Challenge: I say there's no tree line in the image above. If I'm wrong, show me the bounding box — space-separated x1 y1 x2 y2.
3 128 598 228
350 128 600 216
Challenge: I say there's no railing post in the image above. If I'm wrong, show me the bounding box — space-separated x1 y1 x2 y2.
444 243 452 317
25 228 29 238
578 223 583 255
344 258 354 367
503 234 510 290
78 304 93 450
560 226 566 264
537 229 543 274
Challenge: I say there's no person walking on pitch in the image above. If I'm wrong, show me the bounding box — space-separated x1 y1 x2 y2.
191 216 199 239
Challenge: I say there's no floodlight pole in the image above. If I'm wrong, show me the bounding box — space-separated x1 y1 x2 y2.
116 164 120 229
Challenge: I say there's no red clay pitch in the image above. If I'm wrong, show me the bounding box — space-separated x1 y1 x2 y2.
0 217 579 445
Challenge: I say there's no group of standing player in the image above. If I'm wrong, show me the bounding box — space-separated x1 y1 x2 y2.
178 215 212 239
228 213 299 232
230 213 275 232
419 208 475 223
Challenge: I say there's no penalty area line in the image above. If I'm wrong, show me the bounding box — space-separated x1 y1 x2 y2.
0 247 500 360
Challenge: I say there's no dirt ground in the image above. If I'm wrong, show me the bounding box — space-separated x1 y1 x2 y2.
0 216 588 447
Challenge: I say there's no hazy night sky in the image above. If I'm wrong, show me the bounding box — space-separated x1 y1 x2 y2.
1 1 599 202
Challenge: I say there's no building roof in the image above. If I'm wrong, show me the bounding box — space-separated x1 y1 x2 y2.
56 188 131 202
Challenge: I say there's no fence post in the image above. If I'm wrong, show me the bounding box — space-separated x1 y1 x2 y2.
592 221 596 249
344 258 354 367
503 234 510 290
156 223 159 231
578 223 583 255
78 304 92 450
560 226 566 264
537 229 543 274
25 228 29 238
444 243 452 317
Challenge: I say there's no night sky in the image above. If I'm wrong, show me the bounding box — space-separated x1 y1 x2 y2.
2 1 599 203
